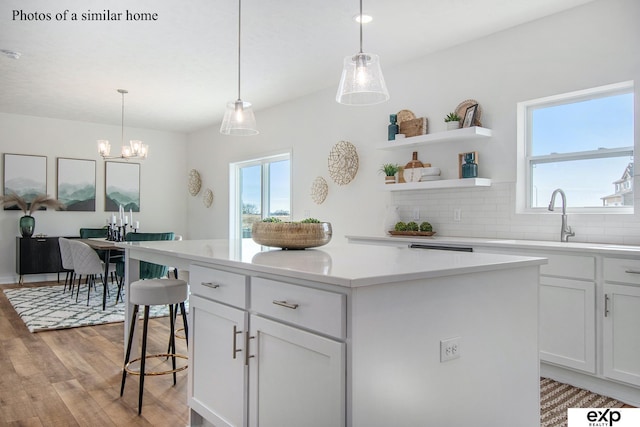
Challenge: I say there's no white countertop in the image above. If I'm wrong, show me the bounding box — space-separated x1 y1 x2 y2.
118 239 545 288
346 234 640 256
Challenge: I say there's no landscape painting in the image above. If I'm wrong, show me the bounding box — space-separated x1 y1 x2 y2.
105 161 140 212
57 158 96 211
3 154 47 210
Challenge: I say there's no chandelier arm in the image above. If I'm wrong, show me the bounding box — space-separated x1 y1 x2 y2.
359 0 363 53
121 91 125 147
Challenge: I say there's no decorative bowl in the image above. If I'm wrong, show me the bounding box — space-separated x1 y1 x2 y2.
251 222 332 249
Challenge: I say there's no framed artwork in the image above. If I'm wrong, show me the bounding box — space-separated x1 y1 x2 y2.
57 158 96 211
458 151 479 178
3 153 47 209
105 161 140 212
462 104 478 128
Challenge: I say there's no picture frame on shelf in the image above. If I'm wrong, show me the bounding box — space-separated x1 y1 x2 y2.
462 104 478 128
458 151 478 178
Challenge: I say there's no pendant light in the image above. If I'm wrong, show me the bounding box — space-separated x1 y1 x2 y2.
97 89 148 160
220 0 258 136
336 0 389 106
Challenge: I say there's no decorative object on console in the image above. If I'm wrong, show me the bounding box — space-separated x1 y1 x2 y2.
202 188 213 208
3 153 47 207
0 193 65 238
328 140 359 185
220 0 258 136
188 169 202 196
455 99 482 127
388 114 399 141
105 161 140 212
336 0 389 106
97 89 149 160
311 176 329 204
57 158 96 211
462 104 479 128
445 112 461 130
252 218 333 249
379 163 399 184
460 151 479 178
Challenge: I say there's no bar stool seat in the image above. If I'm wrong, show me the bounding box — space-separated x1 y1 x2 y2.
120 278 189 415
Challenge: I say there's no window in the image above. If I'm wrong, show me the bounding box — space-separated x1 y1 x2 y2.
230 151 291 239
518 81 634 212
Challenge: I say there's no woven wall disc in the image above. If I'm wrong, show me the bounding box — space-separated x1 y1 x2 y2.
202 188 213 208
311 176 329 204
328 140 359 186
188 169 202 196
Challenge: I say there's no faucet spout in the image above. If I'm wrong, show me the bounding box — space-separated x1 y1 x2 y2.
548 188 575 242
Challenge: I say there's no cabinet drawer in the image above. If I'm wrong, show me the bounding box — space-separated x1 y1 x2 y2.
251 277 346 339
604 257 640 285
190 264 247 308
540 253 595 280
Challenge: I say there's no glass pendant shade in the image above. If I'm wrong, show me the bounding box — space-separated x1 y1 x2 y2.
220 100 258 136
336 52 389 105
97 140 111 156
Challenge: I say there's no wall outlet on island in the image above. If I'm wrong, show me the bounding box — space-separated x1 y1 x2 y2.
413 207 420 220
440 337 461 362
304 210 310 218
453 208 461 222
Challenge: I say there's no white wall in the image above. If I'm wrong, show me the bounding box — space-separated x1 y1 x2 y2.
0 113 188 283
187 0 640 244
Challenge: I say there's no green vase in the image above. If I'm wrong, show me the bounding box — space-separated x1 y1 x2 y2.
20 215 35 238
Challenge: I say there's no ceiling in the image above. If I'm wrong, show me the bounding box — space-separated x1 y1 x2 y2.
0 0 595 134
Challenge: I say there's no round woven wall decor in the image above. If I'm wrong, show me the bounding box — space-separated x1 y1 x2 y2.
311 176 329 204
328 140 358 185
188 169 202 196
202 188 213 208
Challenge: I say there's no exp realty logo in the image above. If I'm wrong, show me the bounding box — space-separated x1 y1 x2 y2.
568 408 640 427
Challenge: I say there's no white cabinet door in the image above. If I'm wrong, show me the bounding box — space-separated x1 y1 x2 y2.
603 283 640 386
539 276 596 372
189 295 248 427
248 315 345 427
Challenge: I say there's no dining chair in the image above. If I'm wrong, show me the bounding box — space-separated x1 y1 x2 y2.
58 237 75 294
68 239 107 306
79 227 121 284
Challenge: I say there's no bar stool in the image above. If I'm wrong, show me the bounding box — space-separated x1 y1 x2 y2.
120 278 189 415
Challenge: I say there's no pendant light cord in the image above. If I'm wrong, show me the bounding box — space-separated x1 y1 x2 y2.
237 0 242 101
120 90 126 146
359 0 363 54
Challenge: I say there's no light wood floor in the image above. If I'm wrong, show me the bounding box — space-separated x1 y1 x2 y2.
0 281 189 427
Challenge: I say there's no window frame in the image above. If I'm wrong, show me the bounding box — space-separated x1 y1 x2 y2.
229 150 292 240
516 81 634 214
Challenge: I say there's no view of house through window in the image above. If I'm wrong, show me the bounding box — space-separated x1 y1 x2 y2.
520 81 634 211
230 152 291 239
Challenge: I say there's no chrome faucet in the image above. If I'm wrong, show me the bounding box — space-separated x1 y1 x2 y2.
548 188 575 242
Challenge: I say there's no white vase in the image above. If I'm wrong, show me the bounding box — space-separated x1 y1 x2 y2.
447 121 460 130
383 205 401 233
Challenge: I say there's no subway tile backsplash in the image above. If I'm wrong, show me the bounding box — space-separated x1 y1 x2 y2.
391 182 640 245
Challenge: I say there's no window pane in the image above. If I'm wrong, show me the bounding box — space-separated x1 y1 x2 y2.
531 93 633 156
240 164 261 238
268 159 291 220
531 157 633 208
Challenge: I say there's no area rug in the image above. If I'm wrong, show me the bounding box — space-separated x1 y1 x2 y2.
3 283 187 333
540 377 626 427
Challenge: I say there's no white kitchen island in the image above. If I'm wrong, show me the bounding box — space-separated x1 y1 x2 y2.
119 239 546 427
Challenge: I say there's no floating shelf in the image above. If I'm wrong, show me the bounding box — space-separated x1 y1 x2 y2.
380 178 492 191
377 126 492 151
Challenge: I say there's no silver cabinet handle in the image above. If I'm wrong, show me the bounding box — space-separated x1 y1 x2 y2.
245 331 255 366
624 269 640 274
605 294 610 317
273 300 299 310
201 282 220 289
232 325 243 359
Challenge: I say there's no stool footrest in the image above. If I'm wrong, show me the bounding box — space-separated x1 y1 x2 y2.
124 353 188 376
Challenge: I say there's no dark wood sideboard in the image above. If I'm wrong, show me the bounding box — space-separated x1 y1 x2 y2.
15 236 64 284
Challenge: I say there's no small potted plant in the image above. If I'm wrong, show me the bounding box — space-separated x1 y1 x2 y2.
445 112 461 130
379 163 399 184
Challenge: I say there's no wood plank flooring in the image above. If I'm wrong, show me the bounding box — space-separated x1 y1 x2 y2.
0 281 188 427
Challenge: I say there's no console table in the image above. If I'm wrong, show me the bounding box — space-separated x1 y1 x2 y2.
15 236 64 284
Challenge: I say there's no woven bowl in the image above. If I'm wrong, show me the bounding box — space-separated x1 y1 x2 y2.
251 222 332 249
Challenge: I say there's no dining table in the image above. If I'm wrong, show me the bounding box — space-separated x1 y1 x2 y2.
76 238 124 310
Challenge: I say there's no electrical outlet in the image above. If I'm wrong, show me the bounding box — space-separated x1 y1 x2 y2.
304 210 310 217
440 337 461 362
453 208 461 222
413 207 420 220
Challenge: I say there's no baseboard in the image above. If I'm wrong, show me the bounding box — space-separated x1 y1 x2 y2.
0 273 62 286
541 362 639 407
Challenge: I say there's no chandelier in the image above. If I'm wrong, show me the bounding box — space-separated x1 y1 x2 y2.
98 89 148 160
